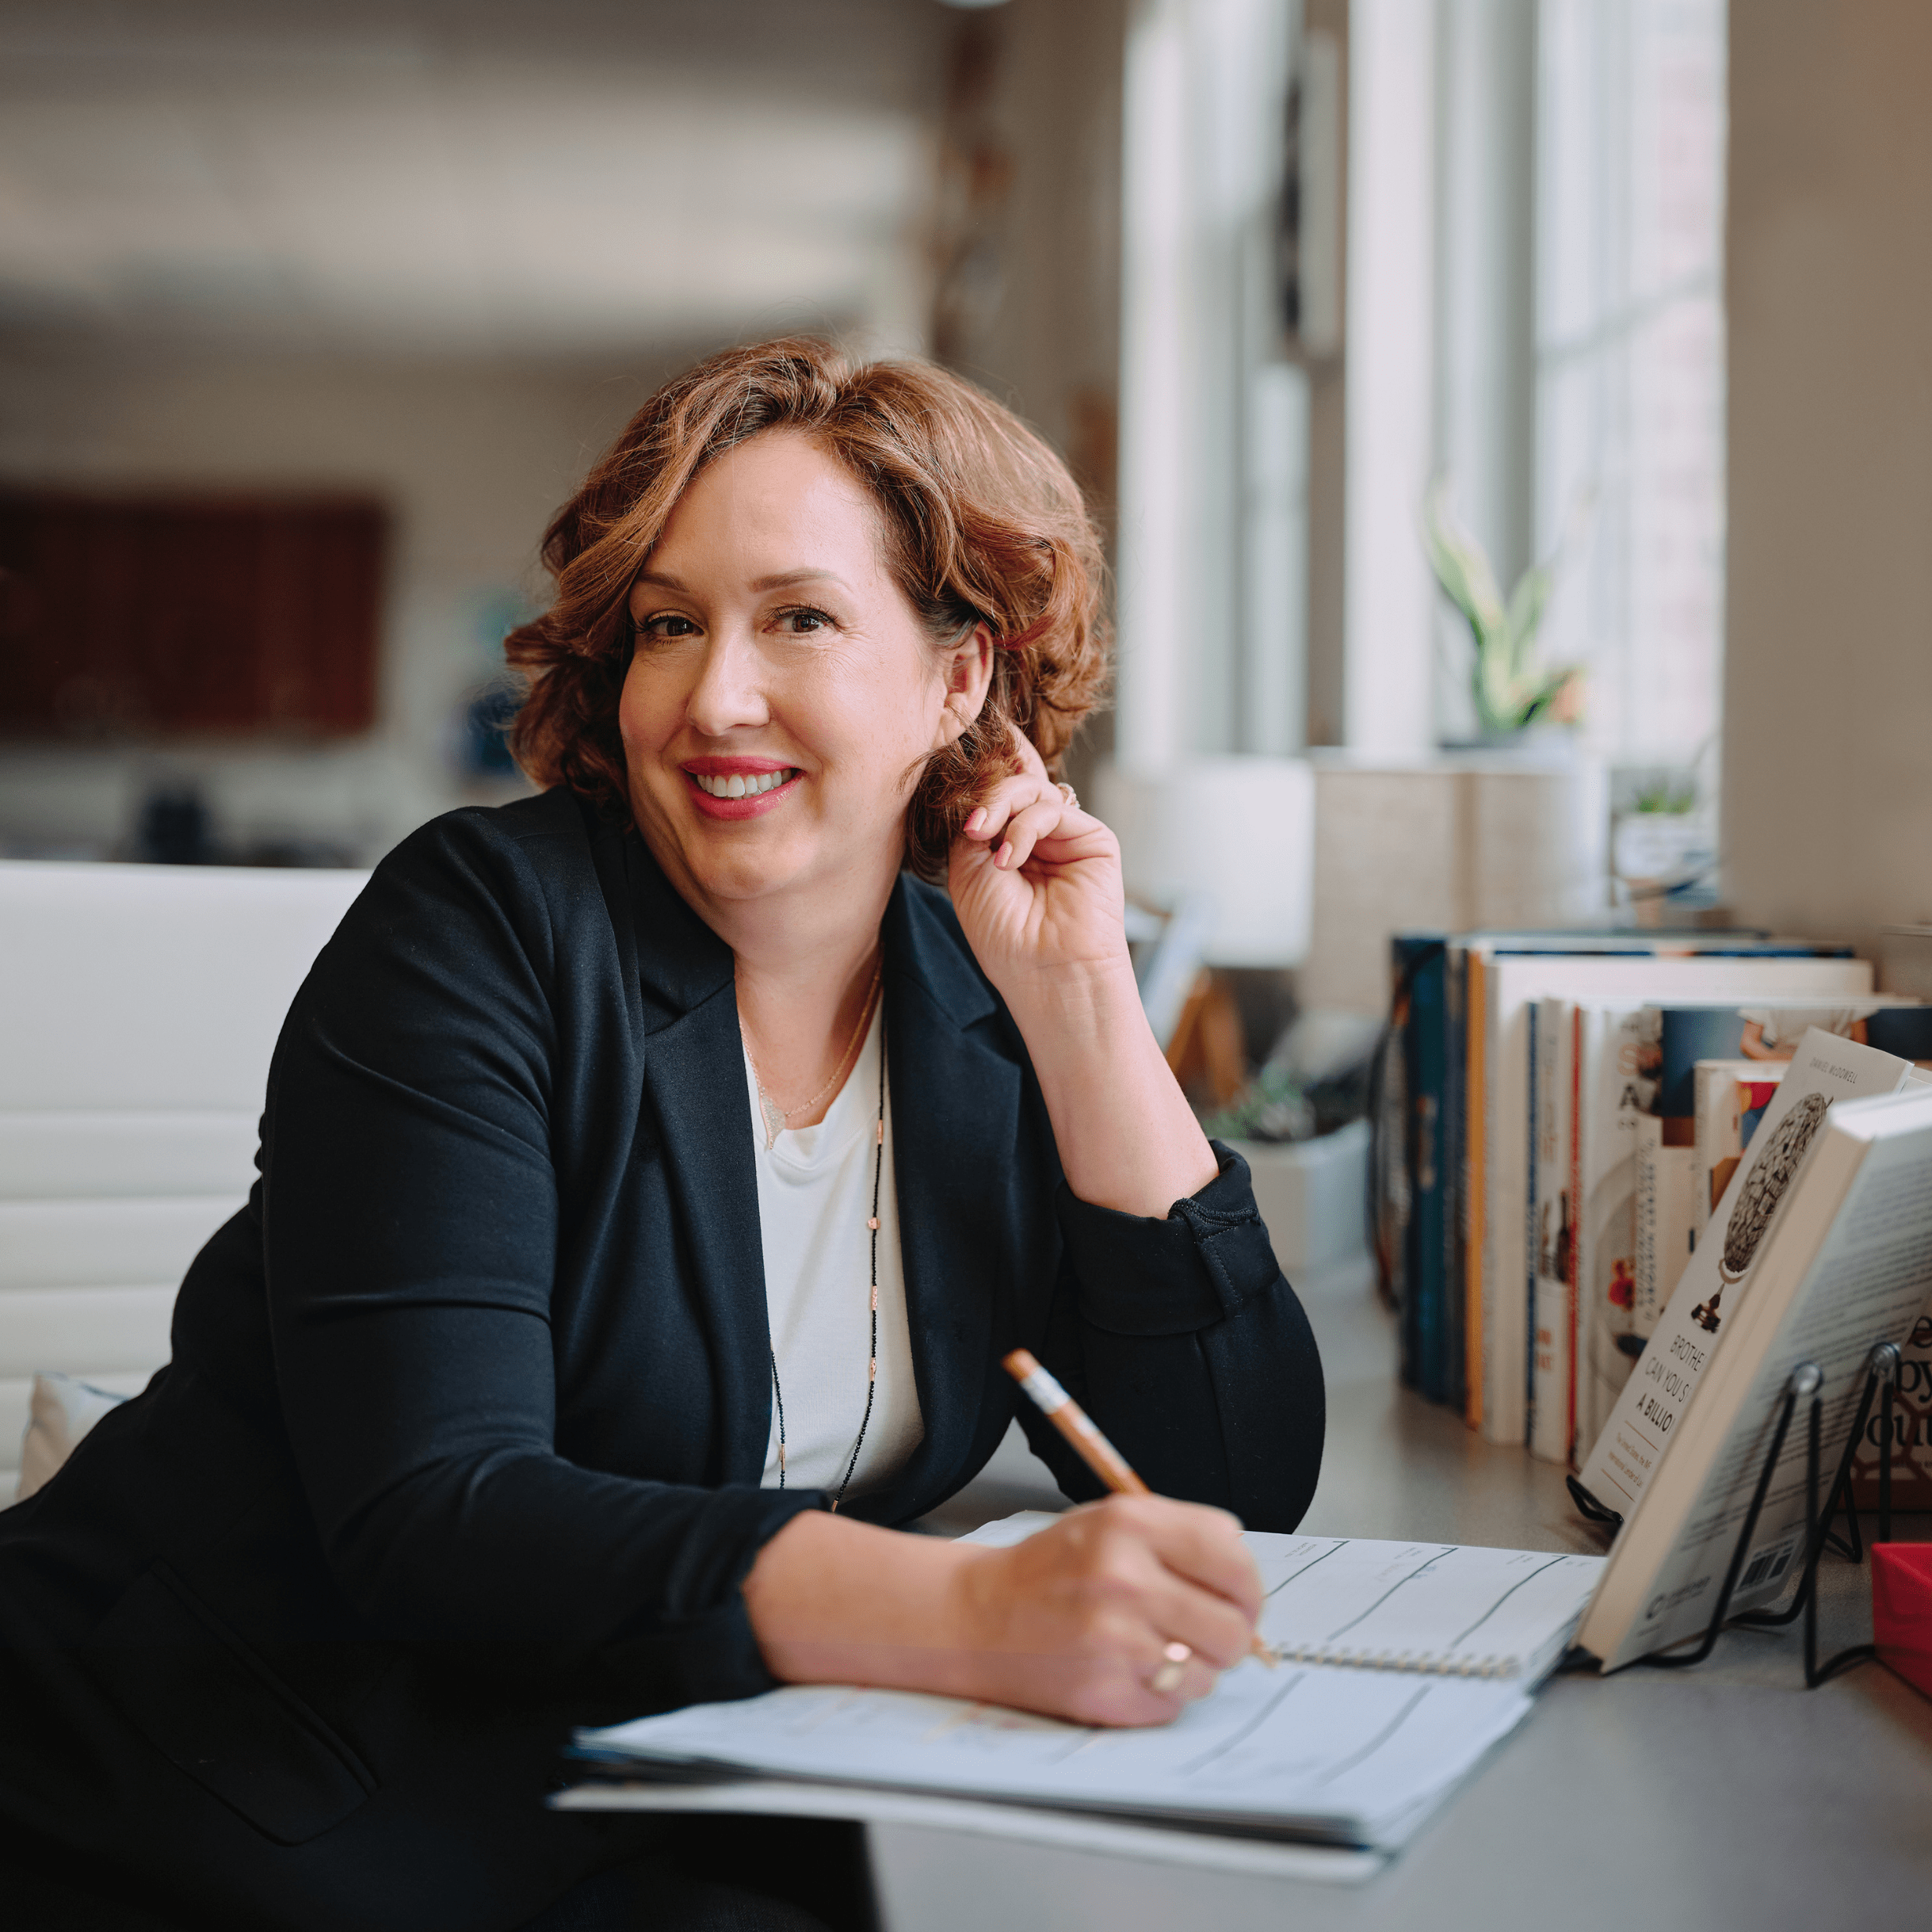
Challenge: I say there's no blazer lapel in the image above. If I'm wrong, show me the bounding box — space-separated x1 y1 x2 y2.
624 838 772 1487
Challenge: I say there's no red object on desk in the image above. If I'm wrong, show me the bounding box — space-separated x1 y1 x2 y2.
1872 1544 1932 1700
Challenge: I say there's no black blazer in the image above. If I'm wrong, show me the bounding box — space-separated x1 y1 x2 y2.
0 788 1324 1932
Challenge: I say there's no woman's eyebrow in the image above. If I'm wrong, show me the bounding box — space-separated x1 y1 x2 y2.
749 568 851 594
632 568 851 596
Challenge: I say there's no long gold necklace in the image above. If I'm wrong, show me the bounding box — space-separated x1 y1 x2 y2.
754 1007 888 1512
739 958 882 1151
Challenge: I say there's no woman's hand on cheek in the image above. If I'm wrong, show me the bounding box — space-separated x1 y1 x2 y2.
947 726 1218 1216
948 727 1132 1002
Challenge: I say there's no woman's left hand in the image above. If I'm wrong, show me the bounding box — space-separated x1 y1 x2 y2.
947 726 1216 1216
947 727 1131 1003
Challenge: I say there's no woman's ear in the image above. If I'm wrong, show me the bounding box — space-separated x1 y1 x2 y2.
935 623 995 749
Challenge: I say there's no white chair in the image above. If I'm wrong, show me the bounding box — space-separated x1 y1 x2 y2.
0 860 369 1501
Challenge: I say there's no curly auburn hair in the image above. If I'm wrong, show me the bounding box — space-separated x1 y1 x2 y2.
506 336 1110 880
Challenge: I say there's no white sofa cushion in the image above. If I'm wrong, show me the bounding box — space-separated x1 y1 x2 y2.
0 859 368 1502
15 1370 131 1502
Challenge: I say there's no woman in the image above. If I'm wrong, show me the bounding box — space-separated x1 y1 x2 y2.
0 340 1324 1931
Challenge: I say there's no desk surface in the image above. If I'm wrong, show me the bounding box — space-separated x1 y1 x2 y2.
878 1261 1932 1932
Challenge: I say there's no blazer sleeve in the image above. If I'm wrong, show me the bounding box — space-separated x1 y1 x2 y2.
258 812 820 1705
1014 1144 1326 1533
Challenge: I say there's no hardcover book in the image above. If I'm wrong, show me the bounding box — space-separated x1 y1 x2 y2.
1633 1115 1696 1340
1847 1306 1932 1511
1569 1005 1648 1463
1528 1001 1574 1465
1628 1006 1907 1341
1574 1029 1910 1534
1575 1063 1932 1670
1691 1059 1781 1228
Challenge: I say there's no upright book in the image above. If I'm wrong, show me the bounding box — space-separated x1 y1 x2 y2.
1571 1006 1843 1467
1468 953 1871 1445
1849 1303 1932 1510
1690 1058 1780 1231
1527 1000 1574 1464
1621 999 1916 1329
1388 936 1449 1400
1568 1002 1651 1467
1576 1064 1932 1669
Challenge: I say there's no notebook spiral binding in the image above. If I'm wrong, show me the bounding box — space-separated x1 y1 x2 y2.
1273 1648 1518 1678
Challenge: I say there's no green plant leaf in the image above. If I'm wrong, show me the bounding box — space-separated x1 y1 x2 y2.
1422 479 1505 643
1505 562 1552 677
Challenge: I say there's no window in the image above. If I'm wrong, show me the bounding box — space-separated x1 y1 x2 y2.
1535 0 1727 766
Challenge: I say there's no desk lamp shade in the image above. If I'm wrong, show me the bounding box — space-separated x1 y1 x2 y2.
1094 758 1315 968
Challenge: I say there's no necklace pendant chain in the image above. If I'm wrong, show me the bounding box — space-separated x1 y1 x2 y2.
743 955 883 1151
768 1010 889 1511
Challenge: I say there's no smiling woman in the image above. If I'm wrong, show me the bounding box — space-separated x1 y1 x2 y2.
0 340 1324 1932
506 340 1107 884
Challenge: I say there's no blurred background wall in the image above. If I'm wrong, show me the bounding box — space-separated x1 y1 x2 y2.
0 0 952 858
1724 2 1932 984
3 0 1929 1021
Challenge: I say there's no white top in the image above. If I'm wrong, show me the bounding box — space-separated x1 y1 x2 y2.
749 1002 923 1497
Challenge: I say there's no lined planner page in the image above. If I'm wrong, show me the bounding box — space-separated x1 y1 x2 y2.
962 1517 1604 1682
1250 1537 1604 1678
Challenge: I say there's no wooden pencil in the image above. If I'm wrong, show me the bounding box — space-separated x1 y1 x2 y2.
1001 1347 1276 1667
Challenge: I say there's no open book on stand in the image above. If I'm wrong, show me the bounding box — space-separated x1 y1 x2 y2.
1571 1032 1932 1670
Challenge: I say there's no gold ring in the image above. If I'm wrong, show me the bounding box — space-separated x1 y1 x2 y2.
1149 1640 1192 1695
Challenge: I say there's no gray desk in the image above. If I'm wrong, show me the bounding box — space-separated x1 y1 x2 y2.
876 1262 1932 1932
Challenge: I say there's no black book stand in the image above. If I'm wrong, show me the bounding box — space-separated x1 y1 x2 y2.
1568 1341 1903 1686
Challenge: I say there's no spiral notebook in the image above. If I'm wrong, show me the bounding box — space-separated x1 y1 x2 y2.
568 1518 1604 1853
968 1514 1606 1682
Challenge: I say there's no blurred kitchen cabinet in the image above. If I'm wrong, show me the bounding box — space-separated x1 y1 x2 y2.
0 493 387 736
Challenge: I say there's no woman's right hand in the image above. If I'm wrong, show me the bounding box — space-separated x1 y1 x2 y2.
745 1494 1264 1726
949 1495 1264 1725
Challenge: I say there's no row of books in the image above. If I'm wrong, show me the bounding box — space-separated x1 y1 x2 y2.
1380 930 1932 1469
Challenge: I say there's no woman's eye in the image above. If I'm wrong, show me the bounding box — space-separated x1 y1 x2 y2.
775 606 834 636
636 613 700 643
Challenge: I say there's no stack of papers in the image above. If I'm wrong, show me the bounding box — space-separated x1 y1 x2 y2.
567 1519 1603 1854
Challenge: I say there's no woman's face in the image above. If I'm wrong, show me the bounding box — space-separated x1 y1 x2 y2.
619 430 990 918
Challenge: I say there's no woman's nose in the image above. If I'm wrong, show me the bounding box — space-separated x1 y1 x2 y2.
685 630 770 738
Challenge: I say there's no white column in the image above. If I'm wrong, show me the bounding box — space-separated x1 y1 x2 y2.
1115 0 1300 773
1436 0 1537 619
1242 359 1311 754
1342 0 1438 756
1114 0 1197 777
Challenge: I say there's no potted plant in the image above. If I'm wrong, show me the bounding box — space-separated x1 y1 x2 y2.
1613 769 1715 918
1422 479 1583 743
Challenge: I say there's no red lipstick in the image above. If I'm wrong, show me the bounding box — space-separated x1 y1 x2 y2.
680 757 801 821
